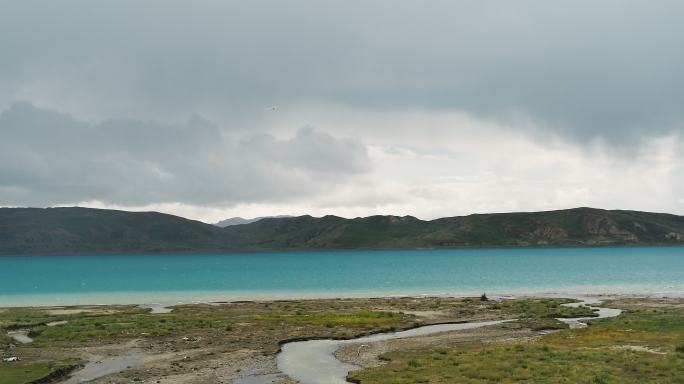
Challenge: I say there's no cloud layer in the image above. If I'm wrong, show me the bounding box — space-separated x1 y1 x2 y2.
0 103 369 207
3 1 684 140
1 1 683 221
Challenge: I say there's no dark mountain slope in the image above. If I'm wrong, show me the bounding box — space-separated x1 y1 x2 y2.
226 208 684 249
423 208 684 247
1 207 683 255
0 207 232 254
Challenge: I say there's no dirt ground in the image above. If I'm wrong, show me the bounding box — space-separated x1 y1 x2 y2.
335 322 539 368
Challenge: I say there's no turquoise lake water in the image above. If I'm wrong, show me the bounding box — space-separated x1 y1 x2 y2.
0 247 682 306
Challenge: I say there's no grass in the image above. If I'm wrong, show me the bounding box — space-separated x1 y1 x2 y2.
489 298 597 319
0 309 76 348
4 303 412 348
351 344 683 383
0 310 68 330
470 298 597 330
0 333 13 349
0 301 416 383
0 361 78 384
543 307 684 351
349 301 684 383
0 298 591 348
0 297 619 383
252 310 403 328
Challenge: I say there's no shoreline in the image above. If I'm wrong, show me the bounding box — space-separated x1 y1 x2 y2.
1 289 682 310
2 243 683 258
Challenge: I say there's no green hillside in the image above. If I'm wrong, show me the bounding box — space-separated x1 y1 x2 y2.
1 207 683 255
0 207 231 254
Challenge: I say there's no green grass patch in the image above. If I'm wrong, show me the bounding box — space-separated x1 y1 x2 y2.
251 310 404 329
1 298 592 348
17 305 410 346
542 308 684 351
31 310 236 345
0 360 76 384
484 298 597 330
351 344 684 383
0 310 65 330
350 302 684 383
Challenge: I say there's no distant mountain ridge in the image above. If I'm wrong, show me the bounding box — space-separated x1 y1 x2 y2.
1 207 683 255
214 215 292 227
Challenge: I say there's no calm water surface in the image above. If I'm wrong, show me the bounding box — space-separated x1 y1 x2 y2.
0 247 682 306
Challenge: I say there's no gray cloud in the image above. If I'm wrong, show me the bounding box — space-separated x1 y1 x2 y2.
1 1 683 218
0 102 370 206
1 1 682 143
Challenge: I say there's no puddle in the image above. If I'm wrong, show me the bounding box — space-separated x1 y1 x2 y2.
47 320 69 327
139 304 173 314
63 348 144 383
7 330 33 344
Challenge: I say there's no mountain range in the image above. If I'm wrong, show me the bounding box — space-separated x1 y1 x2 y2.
1 207 683 255
214 216 293 227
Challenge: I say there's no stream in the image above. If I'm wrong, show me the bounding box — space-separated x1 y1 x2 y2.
259 298 622 384
556 298 622 328
275 320 510 384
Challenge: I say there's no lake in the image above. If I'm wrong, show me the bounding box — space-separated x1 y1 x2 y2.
0 246 682 307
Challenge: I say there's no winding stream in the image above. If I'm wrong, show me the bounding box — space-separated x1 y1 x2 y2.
276 320 509 384
556 299 622 329
272 298 622 384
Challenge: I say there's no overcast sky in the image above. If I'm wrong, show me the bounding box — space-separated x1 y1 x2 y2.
1 1 683 222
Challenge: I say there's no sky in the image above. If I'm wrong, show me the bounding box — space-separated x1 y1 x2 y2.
1 1 683 223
